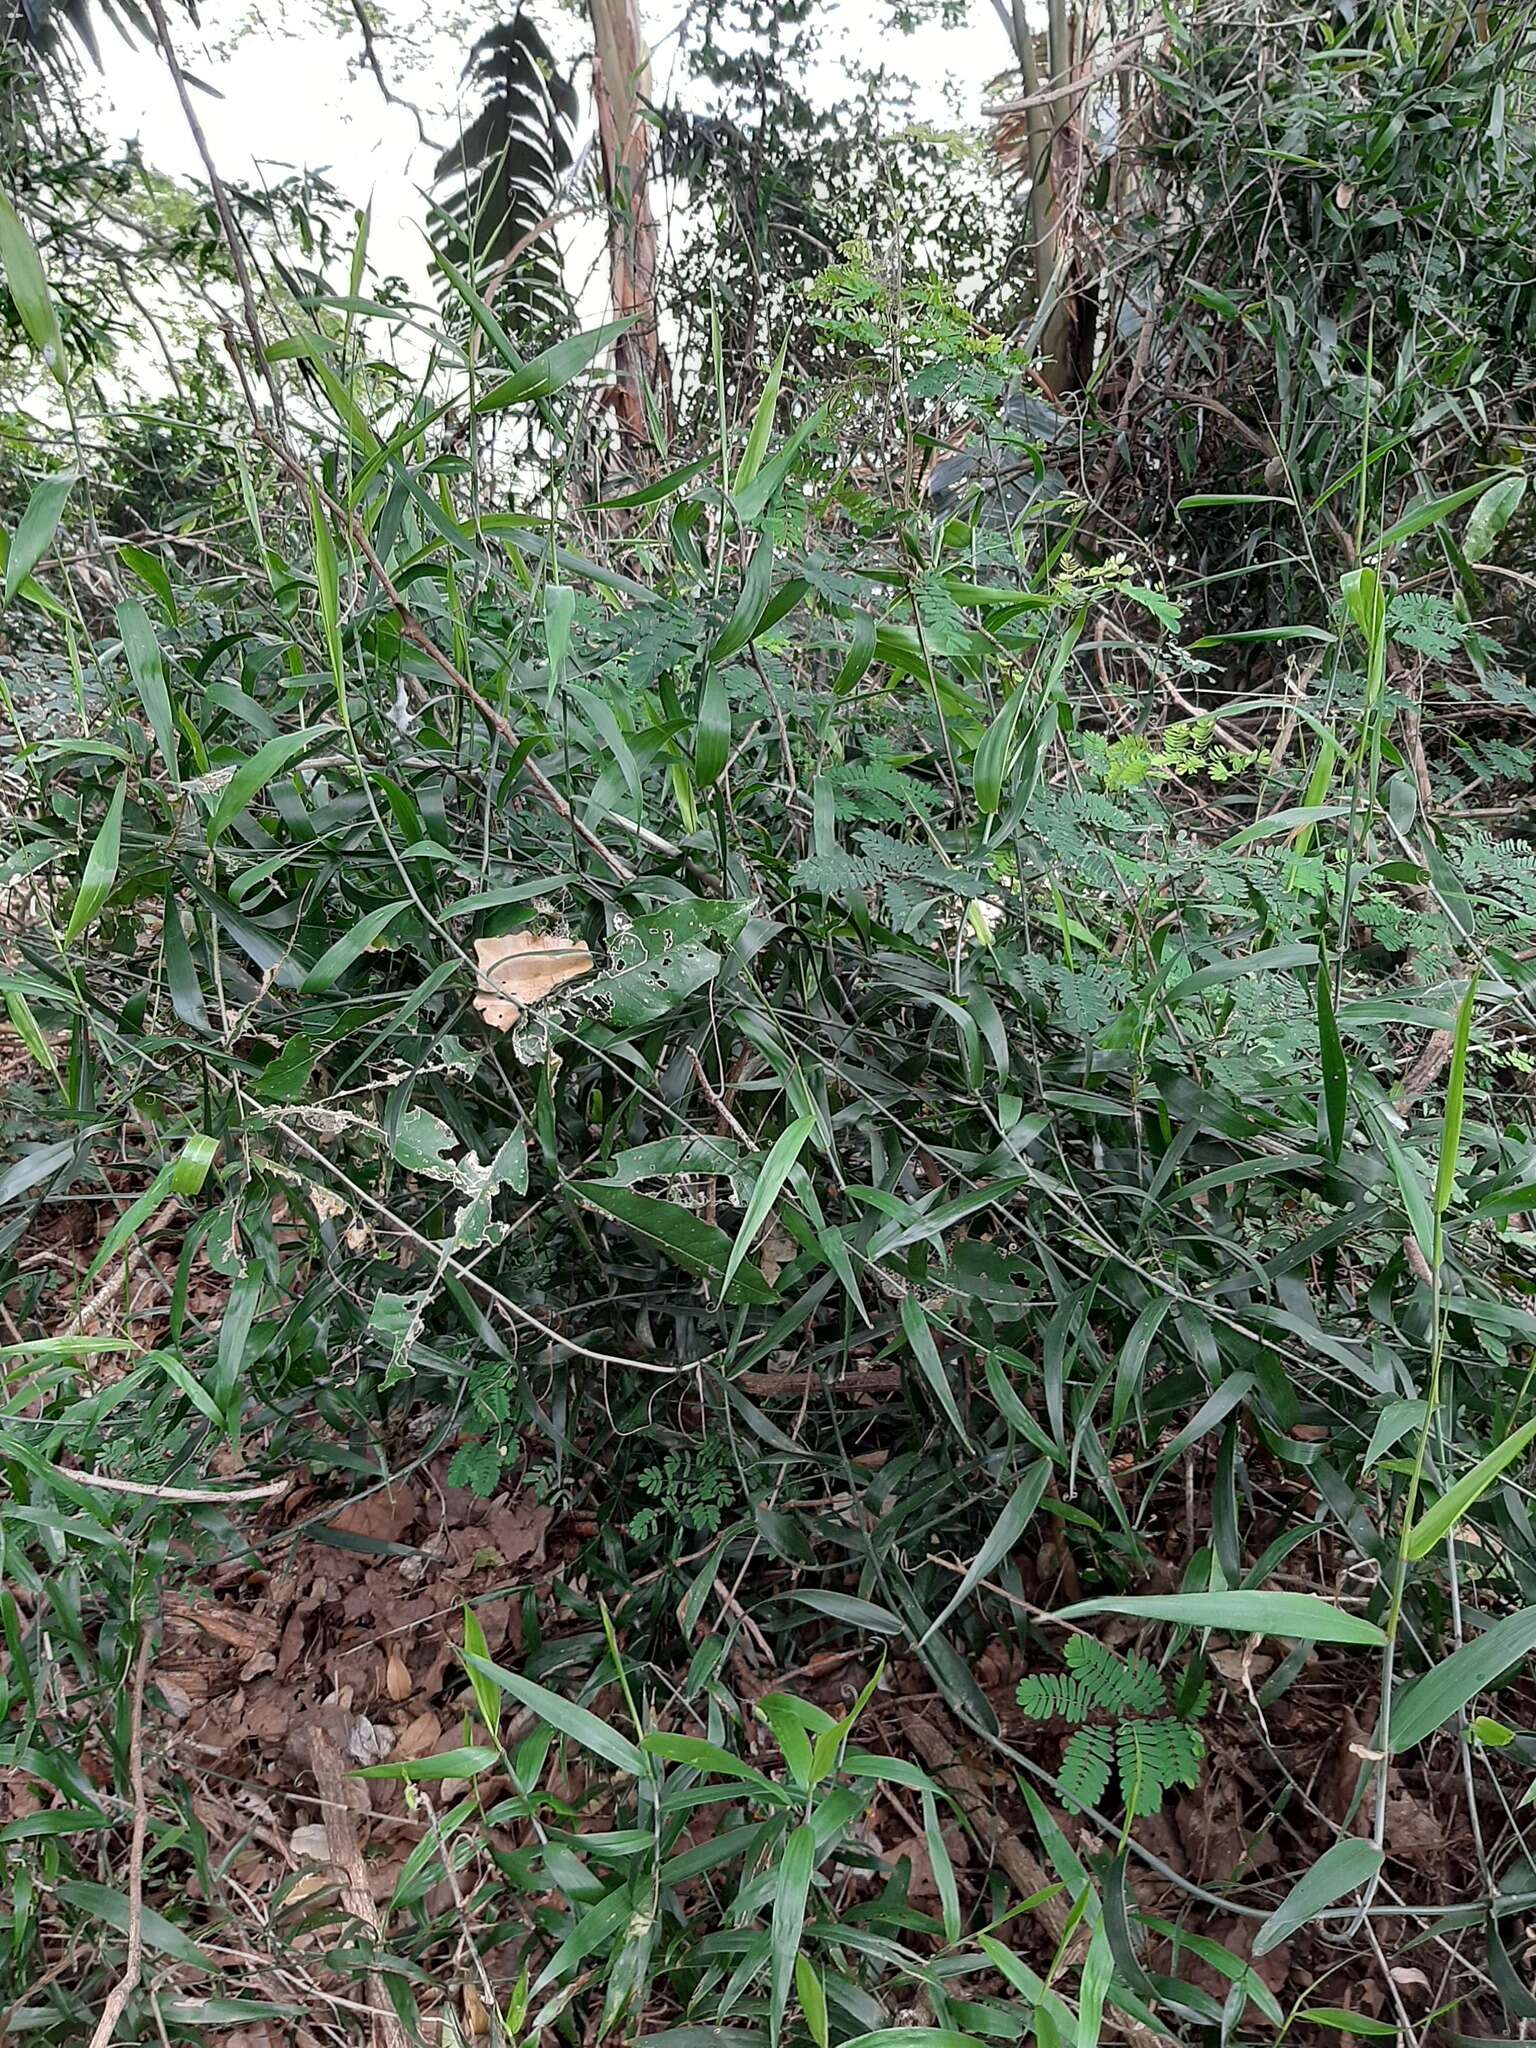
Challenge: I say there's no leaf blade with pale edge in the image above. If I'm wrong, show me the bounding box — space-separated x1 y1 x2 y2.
63 780 125 944
1054 1591 1386 1646
0 191 66 382
571 1181 777 1305
1390 1604 1536 1751
720 1113 816 1304
1404 1413 1536 1560
900 1295 971 1448
356 1745 499 1781
1252 1839 1383 1957
474 318 633 412
207 727 337 844
461 1651 647 1776
116 599 179 783
918 1462 1050 1645
5 471 74 604
838 2034 989 2048
769 1823 815 2048
299 901 409 995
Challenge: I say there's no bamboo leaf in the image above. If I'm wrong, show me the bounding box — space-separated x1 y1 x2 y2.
116 600 179 783
1253 1839 1383 1956
0 191 66 382
720 1114 816 1305
63 780 126 944
769 1823 815 2048
4 471 74 604
1055 1591 1386 1646
1404 1415 1536 1560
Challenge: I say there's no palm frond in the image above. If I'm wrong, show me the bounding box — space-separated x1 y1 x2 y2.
433 8 577 335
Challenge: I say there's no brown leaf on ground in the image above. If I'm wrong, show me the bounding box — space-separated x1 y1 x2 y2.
473 932 593 1029
1324 1707 1376 1832
1175 1769 1268 1884
325 1482 421 1545
1384 1786 1447 1862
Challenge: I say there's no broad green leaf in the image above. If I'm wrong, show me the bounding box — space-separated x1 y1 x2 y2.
1462 471 1526 562
918 1462 1050 1645
463 1651 647 1776
734 404 826 524
1252 1839 1382 1956
639 1732 783 1793
0 524 66 614
839 2034 989 2048
62 779 126 944
973 679 1032 818
1314 949 1347 1162
57 1880 205 1965
922 1789 962 1944
170 1133 217 1195
794 1955 829 2048
0 190 66 381
116 599 179 783
1370 1109 1435 1270
1301 2012 1398 2037
720 1114 816 1304
769 1823 815 2048
0 1136 80 1206
1173 942 1318 996
1361 1398 1428 1471
571 1182 777 1305
792 1591 903 1633
1055 1591 1386 1646
900 1296 971 1448
206 726 336 844
357 1745 499 1781
4 470 73 604
299 901 409 995
1374 475 1510 553
4 988 61 1087
476 318 633 411
1404 1414 1536 1560
1390 1605 1536 1751
118 542 176 619
734 337 789 492
694 667 731 788
309 487 343 690
709 533 775 663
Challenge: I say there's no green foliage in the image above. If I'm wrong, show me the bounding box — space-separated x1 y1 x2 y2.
1018 1637 1208 1819
3 2 1536 2039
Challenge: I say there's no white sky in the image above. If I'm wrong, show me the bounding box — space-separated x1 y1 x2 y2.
89 0 1013 304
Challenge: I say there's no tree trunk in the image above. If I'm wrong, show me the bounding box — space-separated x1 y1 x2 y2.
588 0 668 439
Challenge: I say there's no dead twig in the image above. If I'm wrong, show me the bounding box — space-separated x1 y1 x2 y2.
306 1725 412 2048
58 1466 291 1504
86 1632 154 2048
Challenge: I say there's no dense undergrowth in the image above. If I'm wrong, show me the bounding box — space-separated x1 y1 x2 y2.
3 0 1536 2041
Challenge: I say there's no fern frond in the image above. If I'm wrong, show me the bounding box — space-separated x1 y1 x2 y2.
1058 1725 1113 1813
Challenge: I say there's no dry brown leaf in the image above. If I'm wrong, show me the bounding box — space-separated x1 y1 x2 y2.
385 1646 413 1702
395 1710 443 1760
473 932 593 1030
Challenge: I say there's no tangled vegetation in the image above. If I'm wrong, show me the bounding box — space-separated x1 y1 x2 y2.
2 0 1536 2042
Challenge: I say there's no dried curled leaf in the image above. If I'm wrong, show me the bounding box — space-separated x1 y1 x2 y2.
473 932 593 1030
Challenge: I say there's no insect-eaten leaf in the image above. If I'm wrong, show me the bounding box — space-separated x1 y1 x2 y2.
473 931 593 1030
